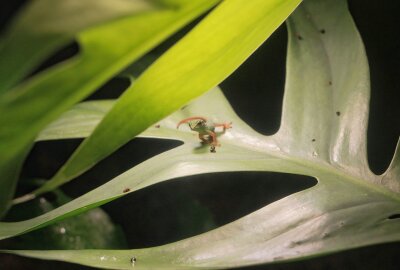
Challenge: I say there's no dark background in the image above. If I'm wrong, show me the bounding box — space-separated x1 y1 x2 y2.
1 0 399 269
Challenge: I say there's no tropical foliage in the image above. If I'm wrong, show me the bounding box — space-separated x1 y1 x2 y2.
0 0 399 269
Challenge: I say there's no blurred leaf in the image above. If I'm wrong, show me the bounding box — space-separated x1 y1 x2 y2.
0 0 219 215
2 0 399 269
28 0 302 198
0 0 157 93
1 189 126 250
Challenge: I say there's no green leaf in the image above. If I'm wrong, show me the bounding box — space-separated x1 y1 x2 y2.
27 0 303 198
1 189 126 250
2 0 400 268
0 0 219 214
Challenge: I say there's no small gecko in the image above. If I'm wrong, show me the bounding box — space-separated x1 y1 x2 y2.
177 116 232 152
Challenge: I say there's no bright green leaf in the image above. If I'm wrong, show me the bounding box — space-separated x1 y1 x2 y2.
2 0 399 269
0 0 219 214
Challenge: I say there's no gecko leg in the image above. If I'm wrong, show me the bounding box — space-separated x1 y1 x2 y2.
198 133 209 143
214 122 232 131
199 133 217 153
207 130 220 147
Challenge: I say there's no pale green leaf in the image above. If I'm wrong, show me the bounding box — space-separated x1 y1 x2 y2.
2 0 399 269
36 100 115 142
3 88 307 240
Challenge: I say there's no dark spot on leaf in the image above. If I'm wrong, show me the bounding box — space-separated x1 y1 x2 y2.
388 214 400 220
294 240 304 245
312 138 316 142
123 188 131 193
322 232 330 238
210 146 216 153
328 81 332 85
296 34 303 40
320 29 326 34
131 256 137 266
336 111 341 116
181 105 188 110
154 124 160 128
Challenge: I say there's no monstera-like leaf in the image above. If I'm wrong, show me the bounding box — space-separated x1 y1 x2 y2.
1 0 399 269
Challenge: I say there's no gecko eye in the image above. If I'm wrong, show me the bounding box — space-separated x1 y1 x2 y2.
195 120 205 127
188 119 205 129
190 120 200 129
